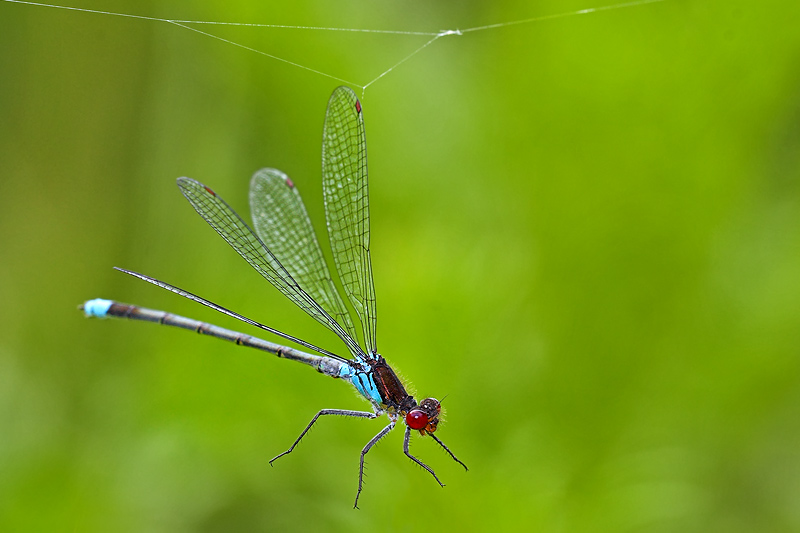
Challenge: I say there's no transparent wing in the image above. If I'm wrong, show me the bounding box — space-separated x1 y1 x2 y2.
249 168 358 343
322 86 377 355
177 176 364 358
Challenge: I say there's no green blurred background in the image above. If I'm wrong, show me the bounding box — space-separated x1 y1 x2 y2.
2 0 799 530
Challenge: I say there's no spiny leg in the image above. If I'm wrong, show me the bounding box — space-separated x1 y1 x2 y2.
429 432 469 471
354 420 395 509
403 425 444 487
270 408 377 465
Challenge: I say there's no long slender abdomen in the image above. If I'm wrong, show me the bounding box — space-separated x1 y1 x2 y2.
80 298 348 378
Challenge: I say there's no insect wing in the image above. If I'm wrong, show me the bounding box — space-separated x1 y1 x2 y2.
322 87 378 355
177 176 363 357
249 168 359 346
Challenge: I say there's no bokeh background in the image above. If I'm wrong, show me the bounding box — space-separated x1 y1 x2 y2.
2 0 799 530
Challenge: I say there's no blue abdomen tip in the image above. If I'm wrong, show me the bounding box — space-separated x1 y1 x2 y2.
83 298 113 317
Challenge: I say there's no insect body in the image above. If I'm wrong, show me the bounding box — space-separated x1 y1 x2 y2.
82 87 466 507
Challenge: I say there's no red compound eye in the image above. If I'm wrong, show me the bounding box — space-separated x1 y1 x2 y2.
405 409 429 430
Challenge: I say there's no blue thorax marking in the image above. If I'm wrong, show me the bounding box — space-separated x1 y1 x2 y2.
339 355 382 405
83 298 113 318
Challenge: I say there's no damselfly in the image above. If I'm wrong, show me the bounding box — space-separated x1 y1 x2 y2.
81 86 466 507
